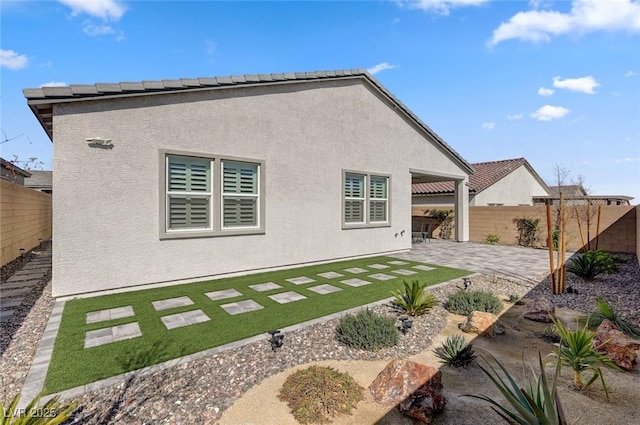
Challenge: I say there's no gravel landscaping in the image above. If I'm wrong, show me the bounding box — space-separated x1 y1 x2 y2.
1 251 638 425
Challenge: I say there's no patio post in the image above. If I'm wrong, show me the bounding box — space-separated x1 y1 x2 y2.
454 178 469 241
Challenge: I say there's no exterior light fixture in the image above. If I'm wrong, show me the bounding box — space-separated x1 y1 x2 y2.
462 278 472 290
86 137 114 149
19 248 26 256
268 330 284 351
399 315 413 335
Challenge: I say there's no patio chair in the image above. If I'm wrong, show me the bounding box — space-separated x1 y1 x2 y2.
421 222 432 243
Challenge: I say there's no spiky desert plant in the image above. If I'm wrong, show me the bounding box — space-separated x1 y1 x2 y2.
435 335 476 368
587 297 640 338
0 392 78 425
551 318 621 400
391 280 438 316
464 352 567 425
566 253 608 280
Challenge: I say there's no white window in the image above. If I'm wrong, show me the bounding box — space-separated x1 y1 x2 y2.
162 152 263 239
343 171 390 228
344 173 365 223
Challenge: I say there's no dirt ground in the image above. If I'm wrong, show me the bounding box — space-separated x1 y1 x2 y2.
219 302 640 425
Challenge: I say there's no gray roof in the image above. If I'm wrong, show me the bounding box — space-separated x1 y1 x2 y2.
23 69 473 173
0 158 31 177
24 170 52 188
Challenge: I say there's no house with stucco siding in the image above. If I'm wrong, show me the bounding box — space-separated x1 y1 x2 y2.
24 69 473 298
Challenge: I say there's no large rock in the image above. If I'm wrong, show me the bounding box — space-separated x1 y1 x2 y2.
370 359 445 423
523 297 555 322
593 319 640 371
458 311 505 337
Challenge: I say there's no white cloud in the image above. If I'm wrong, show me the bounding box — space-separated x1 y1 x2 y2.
398 0 489 16
481 122 495 130
82 21 115 36
58 0 126 20
624 70 637 77
506 113 524 121
0 48 28 70
538 87 554 96
614 157 640 163
40 81 68 87
530 105 570 121
489 0 640 45
553 75 600 94
367 62 397 75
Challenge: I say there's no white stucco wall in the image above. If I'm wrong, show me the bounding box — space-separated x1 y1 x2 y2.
51 79 469 297
472 165 549 206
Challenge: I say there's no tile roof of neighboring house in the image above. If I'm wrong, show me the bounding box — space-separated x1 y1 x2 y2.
0 158 31 177
549 185 587 196
24 170 52 188
23 69 473 174
413 158 549 195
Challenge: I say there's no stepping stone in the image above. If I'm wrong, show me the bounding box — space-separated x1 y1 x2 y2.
413 265 435 272
1 301 22 309
3 280 40 290
6 275 37 283
249 282 282 292
0 310 16 323
0 287 32 298
206 289 242 301
84 322 141 348
220 300 264 315
308 284 342 295
269 291 307 304
161 309 210 330
340 278 372 287
369 273 396 281
86 306 135 324
317 271 344 279
286 276 315 285
343 267 368 274
393 269 418 276
388 260 409 265
368 264 390 269
152 296 194 311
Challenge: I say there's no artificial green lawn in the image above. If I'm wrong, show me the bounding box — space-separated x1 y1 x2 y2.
45 256 471 394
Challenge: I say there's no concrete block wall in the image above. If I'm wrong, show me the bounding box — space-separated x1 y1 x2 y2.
1 180 52 266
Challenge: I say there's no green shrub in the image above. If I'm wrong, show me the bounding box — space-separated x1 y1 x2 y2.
537 325 561 344
584 250 621 273
335 309 399 351
391 280 438 316
445 290 503 316
0 393 78 425
587 298 640 338
567 250 622 280
435 335 476 368
513 217 540 247
507 294 521 304
278 365 364 424
485 233 500 245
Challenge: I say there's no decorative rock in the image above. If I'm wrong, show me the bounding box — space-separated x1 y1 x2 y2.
593 319 640 371
370 359 445 424
523 297 555 322
458 311 505 337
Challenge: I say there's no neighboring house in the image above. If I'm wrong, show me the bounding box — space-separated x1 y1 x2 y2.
24 170 53 194
0 158 31 185
412 158 551 207
24 69 473 298
534 185 633 206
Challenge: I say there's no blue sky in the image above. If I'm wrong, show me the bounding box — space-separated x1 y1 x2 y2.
2 0 639 201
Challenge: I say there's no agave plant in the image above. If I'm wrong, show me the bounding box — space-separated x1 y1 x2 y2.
587 297 640 338
391 280 438 316
434 335 476 368
0 392 77 425
551 318 621 400
464 352 567 425
566 253 608 280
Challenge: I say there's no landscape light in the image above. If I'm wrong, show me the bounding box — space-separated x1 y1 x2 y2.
268 330 284 352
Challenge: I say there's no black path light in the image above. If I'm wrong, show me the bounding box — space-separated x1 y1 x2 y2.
399 315 413 335
268 330 284 351
462 277 472 290
19 248 25 256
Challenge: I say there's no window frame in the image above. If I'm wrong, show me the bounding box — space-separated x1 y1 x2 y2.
159 149 265 240
342 169 391 229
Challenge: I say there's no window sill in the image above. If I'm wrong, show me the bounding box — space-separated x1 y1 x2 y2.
342 222 391 230
160 228 265 240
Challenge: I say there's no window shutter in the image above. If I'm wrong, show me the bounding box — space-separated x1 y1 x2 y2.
222 160 259 228
167 156 211 230
168 196 210 229
168 157 210 192
223 161 257 194
344 173 364 198
369 176 388 222
345 200 364 223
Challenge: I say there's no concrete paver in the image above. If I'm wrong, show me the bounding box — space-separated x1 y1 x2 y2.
152 296 194 311
343 267 367 274
220 300 264 315
308 284 342 295
161 310 210 330
205 289 242 301
340 278 371 287
248 282 282 292
317 272 344 279
368 273 396 281
268 291 307 304
84 322 142 348
286 276 315 285
86 306 135 324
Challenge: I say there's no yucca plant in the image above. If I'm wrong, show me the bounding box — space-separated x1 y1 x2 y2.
464 352 567 424
551 318 621 400
587 297 640 338
1 393 78 425
434 335 476 368
566 253 608 280
391 280 438 316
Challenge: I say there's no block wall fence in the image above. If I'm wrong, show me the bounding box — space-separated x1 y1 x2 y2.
413 205 638 256
1 180 52 266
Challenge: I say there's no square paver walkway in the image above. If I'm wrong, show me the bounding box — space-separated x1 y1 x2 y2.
86 306 135 324
308 284 342 295
393 269 418 276
413 265 435 272
220 299 264 315
388 260 409 265
369 273 396 281
152 296 194 311
268 291 307 304
340 278 372 287
249 282 282 292
317 272 344 279
206 289 243 301
84 322 141 348
160 309 210 330
343 267 368 274
368 264 390 269
286 276 315 285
